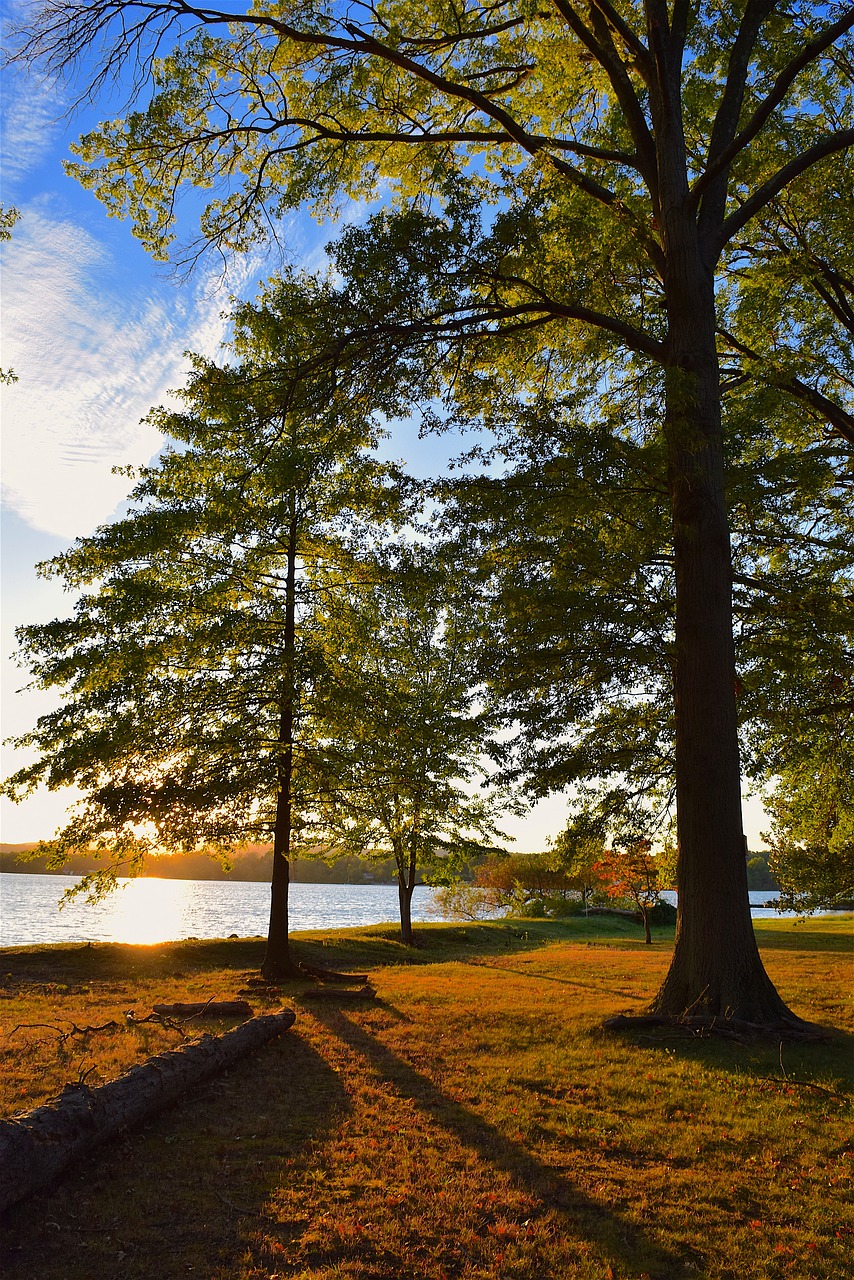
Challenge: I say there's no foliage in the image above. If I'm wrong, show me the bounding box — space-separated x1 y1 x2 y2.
765 718 854 912
439 366 854 821
0 204 20 383
592 838 662 944
2 277 405 906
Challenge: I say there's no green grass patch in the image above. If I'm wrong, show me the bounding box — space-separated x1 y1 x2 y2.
1 917 852 1279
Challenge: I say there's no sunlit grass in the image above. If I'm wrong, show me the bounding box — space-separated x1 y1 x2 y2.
1 917 851 1279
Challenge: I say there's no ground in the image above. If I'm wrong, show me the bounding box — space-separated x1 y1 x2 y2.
0 916 851 1279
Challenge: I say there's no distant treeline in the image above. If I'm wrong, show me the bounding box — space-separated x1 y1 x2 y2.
0 844 406 885
0 842 778 890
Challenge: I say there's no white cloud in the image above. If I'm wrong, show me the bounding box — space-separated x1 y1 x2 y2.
0 58 62 189
0 205 249 537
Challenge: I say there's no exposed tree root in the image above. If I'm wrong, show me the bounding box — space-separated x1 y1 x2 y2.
602 1012 832 1043
297 961 369 985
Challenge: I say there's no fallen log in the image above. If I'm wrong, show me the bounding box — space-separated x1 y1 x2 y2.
151 1000 254 1019
0 1007 296 1214
298 961 369 984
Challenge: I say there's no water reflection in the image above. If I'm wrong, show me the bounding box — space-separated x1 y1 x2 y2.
0 873 441 948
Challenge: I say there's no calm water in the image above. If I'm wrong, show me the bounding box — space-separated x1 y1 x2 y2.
0 874 798 948
0 873 447 948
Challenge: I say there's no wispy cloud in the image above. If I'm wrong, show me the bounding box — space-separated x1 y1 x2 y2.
0 53 63 190
0 204 251 538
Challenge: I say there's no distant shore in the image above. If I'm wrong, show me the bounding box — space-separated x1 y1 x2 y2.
0 843 403 886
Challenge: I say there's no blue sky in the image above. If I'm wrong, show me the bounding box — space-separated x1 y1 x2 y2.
0 3 769 851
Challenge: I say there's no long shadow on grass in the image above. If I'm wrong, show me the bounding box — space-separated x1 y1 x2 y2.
753 923 854 953
309 1001 692 1279
0 1029 350 1280
462 959 649 1002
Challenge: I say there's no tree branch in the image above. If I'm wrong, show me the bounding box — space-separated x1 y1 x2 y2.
717 326 854 447
720 129 854 247
551 0 658 191
696 7 854 206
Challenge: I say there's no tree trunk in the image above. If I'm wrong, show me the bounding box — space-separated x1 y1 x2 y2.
650 196 798 1024
398 875 415 946
261 836 294 980
261 510 300 982
0 1008 296 1213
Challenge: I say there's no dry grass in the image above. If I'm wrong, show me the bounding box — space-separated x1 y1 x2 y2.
1 917 851 1280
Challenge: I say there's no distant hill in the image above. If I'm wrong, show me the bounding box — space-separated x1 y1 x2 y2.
0 843 403 884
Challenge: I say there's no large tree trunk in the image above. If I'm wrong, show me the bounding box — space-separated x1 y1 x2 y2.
0 1008 296 1213
650 193 798 1024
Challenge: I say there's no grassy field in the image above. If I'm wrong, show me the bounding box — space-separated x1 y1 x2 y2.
1 916 851 1280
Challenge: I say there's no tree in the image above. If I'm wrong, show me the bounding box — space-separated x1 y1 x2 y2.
2 278 407 979
764 714 854 913
13 1 854 1025
472 850 595 918
309 547 510 945
593 839 662 944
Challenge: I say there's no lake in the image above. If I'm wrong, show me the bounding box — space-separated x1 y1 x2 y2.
0 872 795 948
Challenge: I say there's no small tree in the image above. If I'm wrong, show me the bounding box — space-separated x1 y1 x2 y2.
593 840 662 945
310 548 510 945
764 734 854 914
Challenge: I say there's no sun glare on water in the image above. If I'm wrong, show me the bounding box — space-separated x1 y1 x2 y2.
45 877 204 945
85 877 197 945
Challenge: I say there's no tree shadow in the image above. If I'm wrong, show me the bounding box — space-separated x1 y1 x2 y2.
753 923 854 953
603 1019 854 1092
0 1028 350 1280
461 958 649 1002
304 1001 694 1278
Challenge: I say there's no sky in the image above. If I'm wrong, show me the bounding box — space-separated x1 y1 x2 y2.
0 1 770 852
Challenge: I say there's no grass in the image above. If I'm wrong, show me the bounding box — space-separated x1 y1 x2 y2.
1 916 851 1279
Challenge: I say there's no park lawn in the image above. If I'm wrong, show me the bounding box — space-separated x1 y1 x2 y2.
0 916 851 1280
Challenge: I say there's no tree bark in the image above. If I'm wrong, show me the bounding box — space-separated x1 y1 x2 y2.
398 875 415 946
650 192 798 1023
262 509 300 982
0 1008 296 1213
